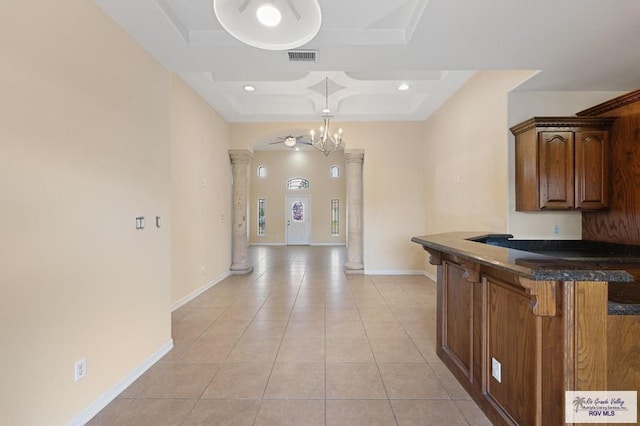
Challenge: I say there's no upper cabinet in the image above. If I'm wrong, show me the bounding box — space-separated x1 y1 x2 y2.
511 117 615 211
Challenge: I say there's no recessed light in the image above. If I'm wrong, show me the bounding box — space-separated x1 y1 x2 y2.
398 83 410 91
243 85 255 92
256 4 281 27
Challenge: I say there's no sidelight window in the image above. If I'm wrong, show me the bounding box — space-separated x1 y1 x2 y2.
257 199 266 236
331 199 339 236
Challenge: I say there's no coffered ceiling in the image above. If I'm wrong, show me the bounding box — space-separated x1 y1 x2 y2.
94 0 640 123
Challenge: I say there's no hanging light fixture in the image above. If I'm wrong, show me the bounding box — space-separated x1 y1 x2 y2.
284 136 297 147
310 77 343 156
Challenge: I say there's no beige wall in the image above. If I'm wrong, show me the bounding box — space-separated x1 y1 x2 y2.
342 122 428 273
421 71 536 275
0 0 172 424
423 71 535 232
232 122 428 273
170 76 232 306
249 150 346 245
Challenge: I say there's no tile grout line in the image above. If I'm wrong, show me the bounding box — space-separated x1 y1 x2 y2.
254 264 305 425
361 275 400 426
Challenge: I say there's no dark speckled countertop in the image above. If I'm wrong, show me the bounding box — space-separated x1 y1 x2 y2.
411 232 640 282
411 232 640 314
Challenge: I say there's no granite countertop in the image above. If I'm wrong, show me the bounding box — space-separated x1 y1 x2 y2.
411 232 640 282
412 232 640 315
608 302 640 315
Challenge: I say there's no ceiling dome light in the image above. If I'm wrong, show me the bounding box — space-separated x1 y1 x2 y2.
256 4 281 27
398 83 410 91
213 0 322 51
243 84 256 92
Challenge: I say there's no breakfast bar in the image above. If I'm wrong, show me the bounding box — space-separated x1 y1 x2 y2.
412 232 640 425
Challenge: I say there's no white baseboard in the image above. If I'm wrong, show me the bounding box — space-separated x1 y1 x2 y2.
364 269 425 275
424 270 436 282
68 340 173 426
171 271 229 312
250 243 345 247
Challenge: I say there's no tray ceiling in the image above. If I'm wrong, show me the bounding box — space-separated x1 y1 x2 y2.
94 0 640 123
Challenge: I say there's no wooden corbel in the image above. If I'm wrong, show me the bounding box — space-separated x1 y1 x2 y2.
518 277 558 317
424 248 442 265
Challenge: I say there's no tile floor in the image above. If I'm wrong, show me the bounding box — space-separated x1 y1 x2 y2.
88 246 491 425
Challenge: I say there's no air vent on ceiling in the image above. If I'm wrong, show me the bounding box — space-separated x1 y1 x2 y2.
288 49 318 62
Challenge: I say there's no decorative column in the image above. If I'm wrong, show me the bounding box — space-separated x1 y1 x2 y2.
229 149 253 274
344 149 364 274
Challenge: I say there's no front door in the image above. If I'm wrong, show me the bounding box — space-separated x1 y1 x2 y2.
286 195 310 245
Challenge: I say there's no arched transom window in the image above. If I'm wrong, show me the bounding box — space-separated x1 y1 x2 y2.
287 178 310 190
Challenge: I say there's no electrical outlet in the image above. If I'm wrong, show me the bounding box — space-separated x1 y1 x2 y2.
553 224 560 235
200 179 208 187
74 358 87 383
200 266 207 276
491 357 501 383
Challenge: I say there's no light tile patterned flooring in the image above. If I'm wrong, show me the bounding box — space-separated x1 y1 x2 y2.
89 246 491 425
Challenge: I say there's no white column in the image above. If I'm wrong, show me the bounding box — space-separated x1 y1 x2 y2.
229 149 253 274
344 149 364 274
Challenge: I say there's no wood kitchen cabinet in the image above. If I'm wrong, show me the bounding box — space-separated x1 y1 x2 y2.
413 232 640 426
437 258 563 425
511 117 615 211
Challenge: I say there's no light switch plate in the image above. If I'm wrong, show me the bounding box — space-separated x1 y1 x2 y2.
135 216 145 230
491 357 502 383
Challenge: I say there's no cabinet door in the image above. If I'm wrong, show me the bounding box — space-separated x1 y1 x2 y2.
575 130 608 209
538 131 574 209
485 277 538 425
441 261 474 379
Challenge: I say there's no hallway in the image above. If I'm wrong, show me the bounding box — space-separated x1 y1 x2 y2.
89 246 490 425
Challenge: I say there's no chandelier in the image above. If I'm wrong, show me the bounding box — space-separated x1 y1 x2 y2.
310 77 343 156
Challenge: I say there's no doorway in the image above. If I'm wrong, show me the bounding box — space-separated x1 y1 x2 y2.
286 195 310 245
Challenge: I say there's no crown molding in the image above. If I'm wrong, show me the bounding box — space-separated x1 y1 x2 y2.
510 116 617 135
577 89 640 116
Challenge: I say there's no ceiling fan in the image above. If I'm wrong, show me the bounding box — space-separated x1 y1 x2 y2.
268 135 313 148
